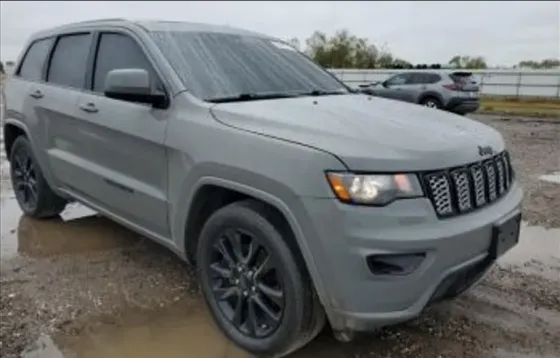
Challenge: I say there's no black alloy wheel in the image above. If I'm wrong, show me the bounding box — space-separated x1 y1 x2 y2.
11 142 39 212
209 227 285 338
9 136 67 218
197 200 326 357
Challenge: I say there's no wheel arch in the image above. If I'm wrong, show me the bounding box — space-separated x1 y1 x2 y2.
179 176 331 311
3 119 31 159
418 91 444 105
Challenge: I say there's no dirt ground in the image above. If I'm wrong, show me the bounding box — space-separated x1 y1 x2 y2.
0 114 559 358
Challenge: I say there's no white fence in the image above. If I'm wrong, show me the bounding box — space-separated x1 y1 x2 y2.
328 69 560 98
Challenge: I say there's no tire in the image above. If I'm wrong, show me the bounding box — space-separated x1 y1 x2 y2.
421 96 442 109
197 200 325 357
9 136 67 218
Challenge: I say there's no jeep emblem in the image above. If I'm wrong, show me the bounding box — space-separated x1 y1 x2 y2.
478 145 494 156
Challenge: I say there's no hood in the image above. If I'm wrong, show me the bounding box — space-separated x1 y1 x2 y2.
210 94 504 172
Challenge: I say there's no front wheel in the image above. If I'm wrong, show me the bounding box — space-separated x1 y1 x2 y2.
197 200 325 357
9 136 67 218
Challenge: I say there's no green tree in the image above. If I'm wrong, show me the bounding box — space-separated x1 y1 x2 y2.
391 58 413 69
448 55 487 69
305 31 329 65
539 59 560 69
305 29 378 69
518 59 560 69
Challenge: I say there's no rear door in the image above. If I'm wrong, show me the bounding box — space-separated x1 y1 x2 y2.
4 37 56 160
73 31 170 237
29 33 93 191
410 72 442 102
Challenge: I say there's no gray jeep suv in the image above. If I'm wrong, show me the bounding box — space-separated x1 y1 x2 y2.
3 19 522 357
359 70 480 114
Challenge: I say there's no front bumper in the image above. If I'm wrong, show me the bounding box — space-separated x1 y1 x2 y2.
299 181 523 332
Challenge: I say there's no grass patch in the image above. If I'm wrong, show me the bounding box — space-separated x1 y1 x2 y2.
479 96 560 117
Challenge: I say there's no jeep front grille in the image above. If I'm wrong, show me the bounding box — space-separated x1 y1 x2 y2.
423 151 513 218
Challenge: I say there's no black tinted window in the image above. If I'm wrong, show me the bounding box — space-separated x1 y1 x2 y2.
47 33 92 89
386 73 411 85
18 38 54 81
411 73 441 84
93 33 155 93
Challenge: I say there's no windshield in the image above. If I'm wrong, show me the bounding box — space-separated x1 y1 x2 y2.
149 31 348 101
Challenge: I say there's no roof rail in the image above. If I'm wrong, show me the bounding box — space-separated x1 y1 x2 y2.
63 18 130 26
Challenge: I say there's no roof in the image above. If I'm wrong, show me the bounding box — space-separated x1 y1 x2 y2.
136 20 270 38
30 18 272 40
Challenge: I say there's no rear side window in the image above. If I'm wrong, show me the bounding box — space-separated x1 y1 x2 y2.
92 33 157 93
410 73 441 84
17 38 54 81
424 73 441 84
47 33 92 89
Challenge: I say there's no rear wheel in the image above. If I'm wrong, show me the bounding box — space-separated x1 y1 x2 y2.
9 136 67 218
197 200 325 357
421 97 442 109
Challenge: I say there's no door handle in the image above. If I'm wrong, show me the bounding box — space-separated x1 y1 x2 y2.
29 90 44 99
79 102 98 113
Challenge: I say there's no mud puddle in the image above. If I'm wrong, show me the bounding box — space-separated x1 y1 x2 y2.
0 196 136 261
1 186 559 358
32 303 253 358
497 223 560 280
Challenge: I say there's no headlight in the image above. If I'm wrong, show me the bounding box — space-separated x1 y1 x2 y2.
326 172 424 205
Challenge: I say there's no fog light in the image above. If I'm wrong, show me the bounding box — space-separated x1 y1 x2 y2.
366 253 426 276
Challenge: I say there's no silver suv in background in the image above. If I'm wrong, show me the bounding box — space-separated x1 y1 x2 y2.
359 71 480 114
3 19 521 357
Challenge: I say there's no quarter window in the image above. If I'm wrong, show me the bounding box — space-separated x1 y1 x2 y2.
17 38 54 81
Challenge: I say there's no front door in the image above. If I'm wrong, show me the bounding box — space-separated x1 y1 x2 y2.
382 73 416 102
72 31 170 237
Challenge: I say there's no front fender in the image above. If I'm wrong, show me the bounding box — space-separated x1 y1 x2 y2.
170 163 336 316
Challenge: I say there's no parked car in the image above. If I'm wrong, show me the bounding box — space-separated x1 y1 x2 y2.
3 19 522 357
359 70 480 114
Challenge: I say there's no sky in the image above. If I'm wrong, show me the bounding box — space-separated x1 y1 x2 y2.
1 1 559 67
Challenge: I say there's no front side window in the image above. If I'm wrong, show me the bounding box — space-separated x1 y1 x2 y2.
149 31 348 101
92 33 158 93
17 38 54 81
386 74 410 86
47 33 92 90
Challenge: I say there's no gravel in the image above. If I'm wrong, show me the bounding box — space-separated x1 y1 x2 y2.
475 114 560 228
0 113 559 358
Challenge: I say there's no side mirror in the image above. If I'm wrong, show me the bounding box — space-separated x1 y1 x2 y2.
104 69 167 107
382 80 389 88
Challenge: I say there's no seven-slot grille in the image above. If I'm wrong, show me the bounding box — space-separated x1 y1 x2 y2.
423 151 513 218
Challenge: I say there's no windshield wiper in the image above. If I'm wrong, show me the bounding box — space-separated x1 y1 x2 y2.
206 92 301 103
298 89 349 97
